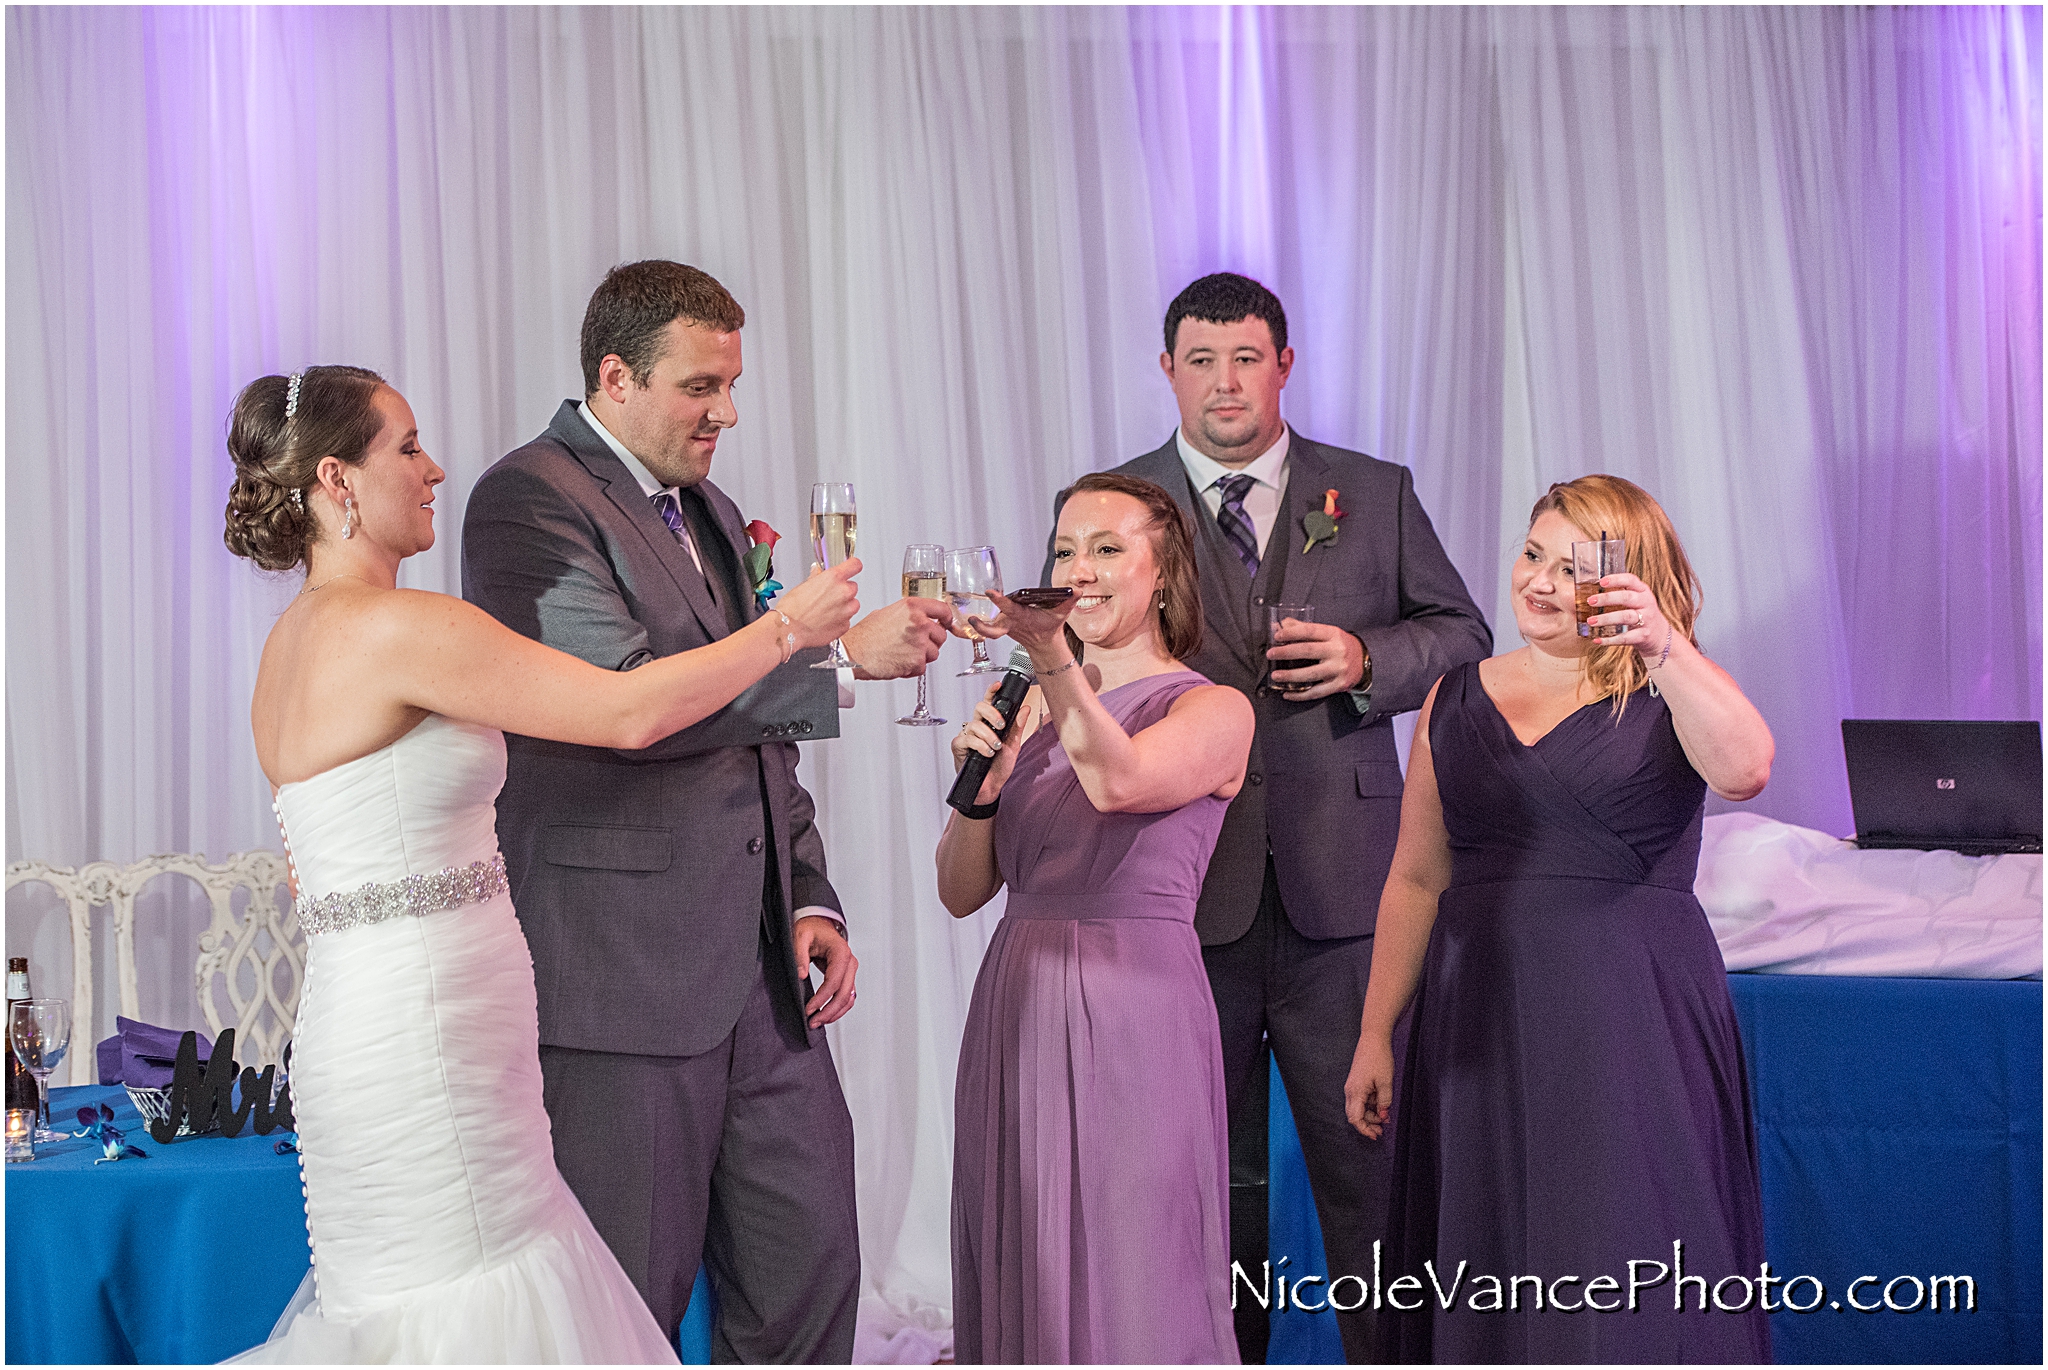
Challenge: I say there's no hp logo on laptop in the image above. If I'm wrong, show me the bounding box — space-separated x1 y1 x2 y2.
1936 778 1957 789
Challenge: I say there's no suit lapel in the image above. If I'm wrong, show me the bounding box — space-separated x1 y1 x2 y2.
692 482 764 627
1277 436 1335 611
548 403 726 641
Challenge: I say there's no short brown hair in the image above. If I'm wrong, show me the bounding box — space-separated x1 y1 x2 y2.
1056 473 1203 662
1528 473 1701 714
222 365 387 573
579 260 745 396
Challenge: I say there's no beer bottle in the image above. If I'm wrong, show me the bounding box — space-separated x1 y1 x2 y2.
5 958 34 1112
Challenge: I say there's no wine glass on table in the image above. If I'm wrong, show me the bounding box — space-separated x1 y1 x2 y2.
9 998 70 1143
810 483 858 669
897 544 948 726
946 546 1007 676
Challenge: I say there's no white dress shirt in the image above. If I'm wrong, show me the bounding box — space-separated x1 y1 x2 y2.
1175 425 1292 557
578 402 707 576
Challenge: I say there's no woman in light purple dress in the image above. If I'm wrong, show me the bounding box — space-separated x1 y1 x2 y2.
937 474 1255 1365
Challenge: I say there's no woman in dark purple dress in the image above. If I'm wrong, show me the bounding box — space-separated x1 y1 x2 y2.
936 474 1255 1364
1346 475 1777 1364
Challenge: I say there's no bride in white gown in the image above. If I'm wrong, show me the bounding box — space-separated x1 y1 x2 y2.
221 365 859 1363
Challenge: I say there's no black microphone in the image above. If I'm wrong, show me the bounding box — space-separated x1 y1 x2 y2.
946 648 1036 813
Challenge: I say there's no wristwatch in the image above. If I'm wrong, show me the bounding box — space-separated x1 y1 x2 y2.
1345 634 1373 716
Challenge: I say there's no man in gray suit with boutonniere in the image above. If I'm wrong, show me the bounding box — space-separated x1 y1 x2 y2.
1047 273 1491 1363
462 260 951 1361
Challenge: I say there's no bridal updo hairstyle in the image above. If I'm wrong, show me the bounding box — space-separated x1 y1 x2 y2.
1529 473 1701 711
222 365 388 572
1056 472 1202 663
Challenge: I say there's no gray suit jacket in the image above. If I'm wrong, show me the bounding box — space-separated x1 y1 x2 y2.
462 401 842 1058
1047 432 1491 944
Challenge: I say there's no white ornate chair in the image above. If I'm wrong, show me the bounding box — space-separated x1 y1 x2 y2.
3 852 302 1083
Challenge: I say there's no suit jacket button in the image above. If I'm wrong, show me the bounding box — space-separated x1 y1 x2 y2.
800 721 814 734
747 837 764 855
761 726 774 738
1249 773 1264 786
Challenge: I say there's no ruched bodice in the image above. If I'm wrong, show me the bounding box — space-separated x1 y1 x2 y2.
274 714 506 898
237 712 675 1364
1433 657 1707 893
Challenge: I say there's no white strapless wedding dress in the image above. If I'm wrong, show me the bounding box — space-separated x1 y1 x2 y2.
238 713 677 1363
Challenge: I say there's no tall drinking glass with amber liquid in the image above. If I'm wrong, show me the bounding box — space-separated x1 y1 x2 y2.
897 544 947 726
810 483 857 669
1572 536 1627 639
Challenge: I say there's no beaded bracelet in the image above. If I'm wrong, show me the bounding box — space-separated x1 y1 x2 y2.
1037 658 1080 680
774 611 796 665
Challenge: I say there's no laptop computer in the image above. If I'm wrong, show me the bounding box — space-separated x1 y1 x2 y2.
1841 720 2043 855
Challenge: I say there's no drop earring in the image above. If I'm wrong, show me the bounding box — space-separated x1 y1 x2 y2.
342 495 356 540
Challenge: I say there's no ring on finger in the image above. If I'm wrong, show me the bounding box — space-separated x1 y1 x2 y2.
1635 609 1645 627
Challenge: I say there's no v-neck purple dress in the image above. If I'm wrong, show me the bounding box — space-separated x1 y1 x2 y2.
1381 661 1769 1364
951 670 1238 1365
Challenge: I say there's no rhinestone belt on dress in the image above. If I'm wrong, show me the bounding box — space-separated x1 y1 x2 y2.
293 854 508 937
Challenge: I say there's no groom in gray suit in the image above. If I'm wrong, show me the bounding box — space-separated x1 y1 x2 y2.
462 261 949 1361
1048 274 1490 1363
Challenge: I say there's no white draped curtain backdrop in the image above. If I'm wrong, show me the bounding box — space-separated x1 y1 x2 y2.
8 5 2039 1350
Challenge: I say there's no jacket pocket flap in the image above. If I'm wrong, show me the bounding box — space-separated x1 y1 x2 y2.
542 824 671 872
1355 761 1405 798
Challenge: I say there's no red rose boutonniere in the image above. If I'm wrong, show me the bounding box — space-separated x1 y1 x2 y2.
743 520 784 610
1302 489 1344 553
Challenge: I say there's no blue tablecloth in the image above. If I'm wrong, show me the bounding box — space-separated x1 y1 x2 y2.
4 1083 719 1364
1730 973 2042 1364
5 1084 309 1363
1265 973 2044 1364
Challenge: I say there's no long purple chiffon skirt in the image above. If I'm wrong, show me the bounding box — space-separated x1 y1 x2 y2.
952 671 1237 1365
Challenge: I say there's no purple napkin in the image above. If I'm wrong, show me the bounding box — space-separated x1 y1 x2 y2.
92 1017 212 1089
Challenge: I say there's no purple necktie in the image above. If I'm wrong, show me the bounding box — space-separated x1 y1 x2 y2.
651 491 721 606
1216 473 1260 574
650 490 688 544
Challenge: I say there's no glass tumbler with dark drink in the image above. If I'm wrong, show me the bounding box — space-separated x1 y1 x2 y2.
1572 536 1628 639
1266 603 1318 693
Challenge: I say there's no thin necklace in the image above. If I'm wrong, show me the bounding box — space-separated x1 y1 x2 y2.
301 572 373 594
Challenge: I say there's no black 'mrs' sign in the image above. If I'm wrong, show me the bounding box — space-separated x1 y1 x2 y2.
147 1029 296 1144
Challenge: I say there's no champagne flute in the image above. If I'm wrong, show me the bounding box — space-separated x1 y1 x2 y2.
946 546 1007 676
9 998 70 1142
897 544 947 726
809 483 858 669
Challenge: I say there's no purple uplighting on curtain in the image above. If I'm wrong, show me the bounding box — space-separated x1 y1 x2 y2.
4 8 2039 1362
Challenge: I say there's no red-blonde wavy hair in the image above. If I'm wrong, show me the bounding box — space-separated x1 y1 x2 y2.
1528 474 1701 714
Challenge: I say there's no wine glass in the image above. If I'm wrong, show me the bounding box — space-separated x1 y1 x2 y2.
897 544 948 726
946 546 1007 676
9 998 70 1143
809 483 858 670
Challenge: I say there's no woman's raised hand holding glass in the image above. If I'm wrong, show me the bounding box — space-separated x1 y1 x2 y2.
771 558 862 654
